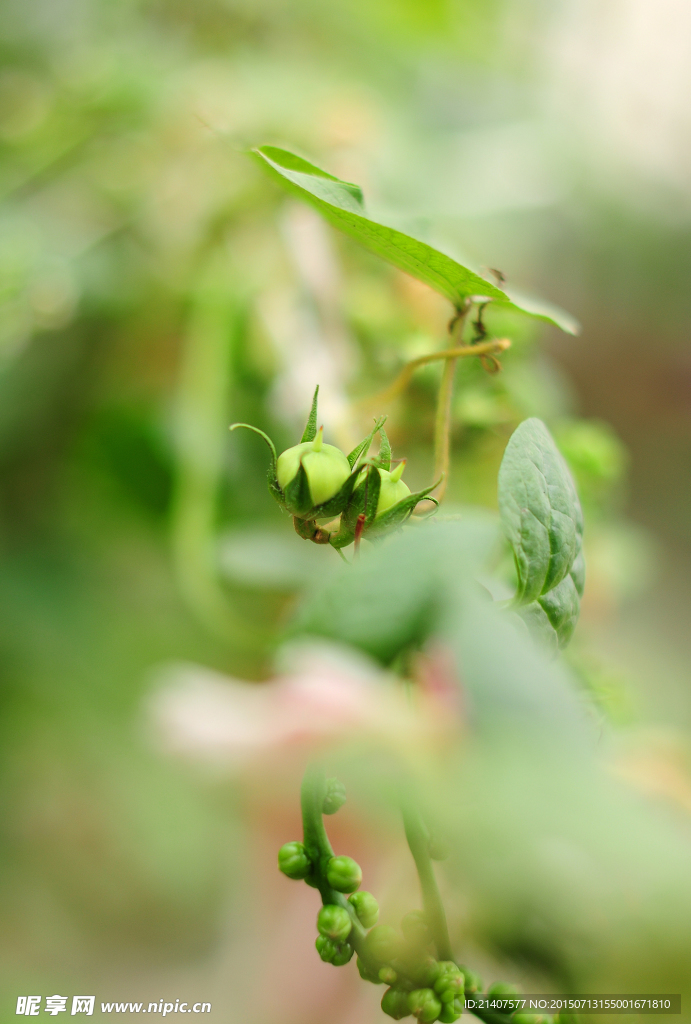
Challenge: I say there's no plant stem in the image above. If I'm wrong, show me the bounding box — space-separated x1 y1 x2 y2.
359 337 510 410
300 764 370 952
402 800 453 962
433 307 471 502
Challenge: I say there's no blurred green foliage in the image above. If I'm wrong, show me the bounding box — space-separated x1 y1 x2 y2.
2 0 691 1017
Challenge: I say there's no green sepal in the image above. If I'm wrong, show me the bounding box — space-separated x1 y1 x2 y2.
365 478 441 539
347 416 387 469
229 423 280 497
328 464 381 549
286 461 364 520
301 385 320 443
284 458 314 516
375 426 392 471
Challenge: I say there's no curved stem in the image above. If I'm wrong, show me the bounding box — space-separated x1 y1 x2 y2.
300 765 371 956
359 338 511 411
402 801 453 962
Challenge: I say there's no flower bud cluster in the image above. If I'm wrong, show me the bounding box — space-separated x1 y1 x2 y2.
230 386 438 549
277 770 531 1023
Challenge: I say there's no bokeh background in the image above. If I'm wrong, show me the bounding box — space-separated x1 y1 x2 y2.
2 0 691 1020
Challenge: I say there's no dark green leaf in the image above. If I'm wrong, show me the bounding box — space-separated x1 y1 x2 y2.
498 417 584 606
252 146 579 334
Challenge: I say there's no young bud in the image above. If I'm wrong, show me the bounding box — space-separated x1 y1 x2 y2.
407 988 442 1023
357 957 383 984
348 891 379 928
458 965 482 994
278 841 311 880
376 461 411 515
379 966 398 985
315 935 353 966
487 982 519 998
326 855 362 893
382 988 413 1020
317 904 352 942
437 1001 461 1024
433 963 463 1003
364 925 403 964
322 777 347 815
277 431 351 508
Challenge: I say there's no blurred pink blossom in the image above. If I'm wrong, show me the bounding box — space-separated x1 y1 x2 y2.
146 641 459 772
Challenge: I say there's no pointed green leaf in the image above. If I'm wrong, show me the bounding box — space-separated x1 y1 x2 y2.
498 418 584 607
252 146 579 334
346 415 387 469
301 385 319 443
375 426 392 471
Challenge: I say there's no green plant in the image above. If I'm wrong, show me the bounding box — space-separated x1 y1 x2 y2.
245 147 586 1021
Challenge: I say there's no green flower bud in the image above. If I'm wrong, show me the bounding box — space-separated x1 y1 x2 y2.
277 428 350 508
379 966 398 985
317 904 352 942
356 460 411 517
357 956 383 984
364 925 403 964
315 934 353 966
348 890 379 928
408 988 442 1023
437 1000 462 1024
326 855 362 893
401 910 431 945
278 841 311 880
322 777 347 814
433 963 464 1004
382 988 413 1020
406 957 440 989
487 982 519 999
458 965 482 994
377 461 411 514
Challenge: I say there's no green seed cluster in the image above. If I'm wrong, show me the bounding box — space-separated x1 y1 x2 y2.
358 921 469 1023
277 773 565 1024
